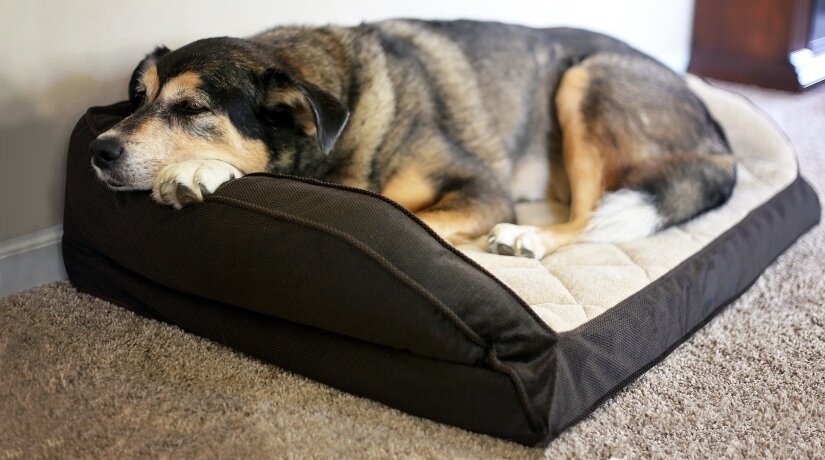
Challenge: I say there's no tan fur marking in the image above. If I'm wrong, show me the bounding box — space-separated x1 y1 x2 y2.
416 209 487 245
416 188 512 245
211 114 271 172
267 87 316 136
267 87 305 107
120 112 269 184
536 222 590 249
381 167 437 213
141 65 160 100
160 71 202 99
533 65 607 251
156 116 269 173
556 66 606 225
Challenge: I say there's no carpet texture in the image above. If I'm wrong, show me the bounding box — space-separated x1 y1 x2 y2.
1 82 823 458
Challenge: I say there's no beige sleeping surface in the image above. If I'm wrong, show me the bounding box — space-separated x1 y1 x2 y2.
458 76 798 332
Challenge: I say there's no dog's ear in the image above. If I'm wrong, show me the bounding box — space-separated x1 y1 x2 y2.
128 46 170 104
261 70 350 154
297 80 351 154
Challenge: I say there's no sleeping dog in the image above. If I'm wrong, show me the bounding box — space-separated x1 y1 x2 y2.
90 20 736 258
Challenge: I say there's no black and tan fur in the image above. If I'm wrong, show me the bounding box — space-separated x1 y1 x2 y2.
90 20 736 258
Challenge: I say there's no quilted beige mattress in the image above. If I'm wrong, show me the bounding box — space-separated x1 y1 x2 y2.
459 76 798 332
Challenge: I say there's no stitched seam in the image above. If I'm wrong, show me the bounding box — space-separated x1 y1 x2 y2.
674 226 708 248
206 194 549 432
244 172 559 339
612 245 652 283
540 267 581 307
206 195 488 350
486 347 543 431
738 161 782 190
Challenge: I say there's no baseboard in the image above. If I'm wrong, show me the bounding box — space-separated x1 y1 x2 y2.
0 226 67 298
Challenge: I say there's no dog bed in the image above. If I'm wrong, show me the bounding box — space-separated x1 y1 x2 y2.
61 76 819 446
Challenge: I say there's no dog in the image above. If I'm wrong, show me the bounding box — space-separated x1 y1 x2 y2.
90 19 736 258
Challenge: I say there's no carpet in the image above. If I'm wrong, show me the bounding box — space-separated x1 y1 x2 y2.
1 81 823 458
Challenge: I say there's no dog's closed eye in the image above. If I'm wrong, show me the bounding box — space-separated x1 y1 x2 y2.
173 101 210 116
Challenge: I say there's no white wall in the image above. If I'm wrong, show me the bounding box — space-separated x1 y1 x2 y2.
0 0 694 241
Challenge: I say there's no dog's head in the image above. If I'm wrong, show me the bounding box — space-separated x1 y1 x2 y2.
90 37 349 190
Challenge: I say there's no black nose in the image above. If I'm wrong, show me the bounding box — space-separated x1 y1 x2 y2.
90 137 124 167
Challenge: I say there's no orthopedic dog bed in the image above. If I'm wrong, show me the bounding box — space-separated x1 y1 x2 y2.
62 77 819 446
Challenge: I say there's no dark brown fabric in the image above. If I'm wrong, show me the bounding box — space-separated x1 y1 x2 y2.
548 175 821 438
61 238 539 444
63 102 820 446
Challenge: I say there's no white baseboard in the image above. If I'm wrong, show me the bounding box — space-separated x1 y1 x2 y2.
0 225 67 298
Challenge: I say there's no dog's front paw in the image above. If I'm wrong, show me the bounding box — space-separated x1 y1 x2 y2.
486 223 547 259
152 159 243 209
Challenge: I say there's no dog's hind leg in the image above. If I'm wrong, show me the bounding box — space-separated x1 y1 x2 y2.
487 55 736 259
487 64 606 258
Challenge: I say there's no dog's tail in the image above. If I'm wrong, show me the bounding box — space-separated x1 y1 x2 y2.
581 152 737 243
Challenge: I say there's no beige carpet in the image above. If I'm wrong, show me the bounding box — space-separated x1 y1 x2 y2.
2 82 824 458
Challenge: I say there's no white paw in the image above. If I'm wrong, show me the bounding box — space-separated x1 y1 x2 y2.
152 159 243 209
486 223 547 259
